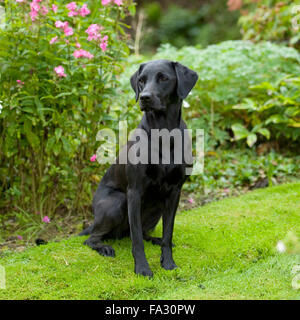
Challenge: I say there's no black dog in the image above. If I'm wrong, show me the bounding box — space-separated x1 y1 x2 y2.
80 60 198 277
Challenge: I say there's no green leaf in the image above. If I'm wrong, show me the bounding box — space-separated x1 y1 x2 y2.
285 107 300 117
265 114 287 124
55 128 62 141
102 114 118 121
247 133 257 147
128 3 136 16
288 121 300 128
257 128 270 140
55 92 73 98
61 137 71 154
34 96 46 124
232 98 257 111
46 136 56 154
232 123 249 140
22 107 34 113
24 119 39 149
53 142 62 156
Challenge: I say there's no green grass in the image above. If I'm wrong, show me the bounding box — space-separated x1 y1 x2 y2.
0 182 300 300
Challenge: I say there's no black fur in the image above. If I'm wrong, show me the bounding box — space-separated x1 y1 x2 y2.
81 60 198 277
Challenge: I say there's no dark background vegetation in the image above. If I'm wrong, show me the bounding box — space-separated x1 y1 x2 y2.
130 0 240 53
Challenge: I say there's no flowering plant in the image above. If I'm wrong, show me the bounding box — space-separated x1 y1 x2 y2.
0 0 135 216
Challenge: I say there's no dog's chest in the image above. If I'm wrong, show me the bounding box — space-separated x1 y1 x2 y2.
145 164 185 188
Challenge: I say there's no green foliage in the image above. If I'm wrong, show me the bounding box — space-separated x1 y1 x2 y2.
232 77 300 146
238 0 300 49
141 2 241 51
1 182 300 299
0 1 135 216
184 150 300 196
119 40 300 148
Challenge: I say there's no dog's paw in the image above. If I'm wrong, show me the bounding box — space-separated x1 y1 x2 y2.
135 265 153 278
97 245 115 257
161 256 177 270
161 261 177 270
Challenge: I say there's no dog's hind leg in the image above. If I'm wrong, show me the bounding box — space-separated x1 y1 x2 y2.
78 224 94 236
84 192 127 257
84 235 116 257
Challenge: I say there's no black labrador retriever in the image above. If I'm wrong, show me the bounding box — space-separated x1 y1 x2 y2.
80 60 198 277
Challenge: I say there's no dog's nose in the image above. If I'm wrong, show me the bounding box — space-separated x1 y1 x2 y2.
140 93 152 102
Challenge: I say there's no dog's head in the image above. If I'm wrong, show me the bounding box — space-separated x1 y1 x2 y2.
130 59 198 112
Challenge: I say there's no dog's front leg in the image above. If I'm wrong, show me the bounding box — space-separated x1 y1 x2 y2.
127 188 153 277
161 189 181 270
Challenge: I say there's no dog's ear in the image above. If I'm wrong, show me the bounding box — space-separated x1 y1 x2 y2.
130 64 145 102
173 62 198 99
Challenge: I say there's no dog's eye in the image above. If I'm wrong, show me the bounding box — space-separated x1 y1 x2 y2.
139 78 145 85
158 74 168 82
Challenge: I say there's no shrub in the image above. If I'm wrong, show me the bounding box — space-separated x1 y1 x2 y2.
141 2 241 51
232 77 300 147
0 0 135 217
232 0 300 49
118 40 300 149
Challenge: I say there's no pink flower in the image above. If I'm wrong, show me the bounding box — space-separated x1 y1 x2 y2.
17 235 23 240
73 50 81 58
52 4 58 13
73 49 94 59
55 20 68 28
55 20 73 36
66 2 77 11
66 2 79 17
79 4 90 17
41 6 49 15
16 80 25 85
188 198 195 204
75 42 81 48
54 66 67 77
42 216 51 223
30 1 40 21
68 10 78 17
30 10 38 21
85 51 94 59
16 0 25 3
50 36 58 44
30 1 40 12
90 154 97 162
102 0 122 5
85 24 101 41
100 42 107 51
100 35 108 52
114 0 123 6
64 26 73 36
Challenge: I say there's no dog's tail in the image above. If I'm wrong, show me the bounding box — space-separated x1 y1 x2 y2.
78 224 94 236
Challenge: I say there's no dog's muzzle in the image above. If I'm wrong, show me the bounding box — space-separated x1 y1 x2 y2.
139 93 165 112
